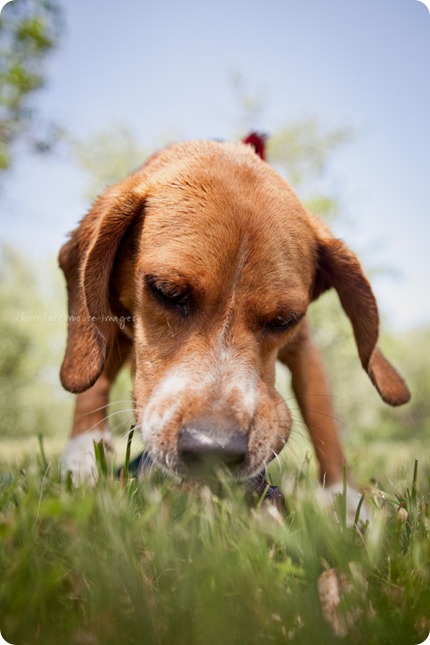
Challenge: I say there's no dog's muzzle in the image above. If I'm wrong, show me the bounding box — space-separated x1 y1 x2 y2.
177 415 248 477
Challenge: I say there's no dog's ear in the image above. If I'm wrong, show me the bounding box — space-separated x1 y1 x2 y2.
312 236 410 406
59 187 144 393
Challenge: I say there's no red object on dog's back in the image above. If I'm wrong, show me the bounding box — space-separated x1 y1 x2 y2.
242 132 267 161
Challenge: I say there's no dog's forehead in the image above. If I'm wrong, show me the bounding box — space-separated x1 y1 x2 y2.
138 147 316 296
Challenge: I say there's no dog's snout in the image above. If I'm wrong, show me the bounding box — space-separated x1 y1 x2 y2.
177 416 248 476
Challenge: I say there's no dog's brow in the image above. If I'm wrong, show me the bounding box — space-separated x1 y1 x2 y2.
144 273 189 291
142 270 197 294
259 292 309 317
273 307 306 320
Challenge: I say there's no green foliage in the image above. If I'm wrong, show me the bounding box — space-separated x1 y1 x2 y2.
0 452 428 645
71 124 150 201
0 244 72 439
269 117 353 190
229 74 352 222
377 326 430 442
0 0 62 172
266 118 352 227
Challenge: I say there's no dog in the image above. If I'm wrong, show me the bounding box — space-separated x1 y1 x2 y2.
59 136 410 521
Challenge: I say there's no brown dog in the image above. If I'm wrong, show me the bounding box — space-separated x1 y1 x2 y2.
59 139 410 519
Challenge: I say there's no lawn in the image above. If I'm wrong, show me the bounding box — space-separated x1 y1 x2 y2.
0 430 429 645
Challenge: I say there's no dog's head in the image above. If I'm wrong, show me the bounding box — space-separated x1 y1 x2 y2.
59 140 410 480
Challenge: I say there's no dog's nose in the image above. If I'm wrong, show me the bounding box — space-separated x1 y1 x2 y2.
177 416 248 476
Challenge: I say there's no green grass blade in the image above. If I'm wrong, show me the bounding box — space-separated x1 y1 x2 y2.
93 439 108 479
123 426 135 483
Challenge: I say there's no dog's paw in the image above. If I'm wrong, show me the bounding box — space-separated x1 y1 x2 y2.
325 482 371 528
60 429 113 485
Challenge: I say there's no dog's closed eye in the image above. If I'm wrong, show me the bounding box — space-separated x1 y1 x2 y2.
263 312 305 334
145 274 192 316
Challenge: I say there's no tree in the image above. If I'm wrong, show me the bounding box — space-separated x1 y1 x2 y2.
269 118 353 221
229 73 353 221
72 124 149 201
0 244 72 439
0 0 62 173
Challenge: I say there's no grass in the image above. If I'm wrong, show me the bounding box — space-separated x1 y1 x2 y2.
0 433 429 645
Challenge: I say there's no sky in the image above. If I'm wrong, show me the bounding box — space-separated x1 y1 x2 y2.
1 0 429 330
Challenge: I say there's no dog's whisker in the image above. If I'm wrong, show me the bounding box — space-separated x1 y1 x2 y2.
118 425 138 440
82 409 136 436
281 409 351 435
75 400 134 418
277 393 341 403
290 418 350 440
288 408 350 430
274 397 349 430
117 416 139 440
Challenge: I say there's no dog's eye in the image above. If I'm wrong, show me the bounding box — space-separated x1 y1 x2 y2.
264 313 303 333
145 275 191 315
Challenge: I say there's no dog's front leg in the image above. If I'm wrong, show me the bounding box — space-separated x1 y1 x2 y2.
278 318 368 525
278 318 346 486
61 331 132 484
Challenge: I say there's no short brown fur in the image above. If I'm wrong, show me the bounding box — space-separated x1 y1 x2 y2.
59 140 410 484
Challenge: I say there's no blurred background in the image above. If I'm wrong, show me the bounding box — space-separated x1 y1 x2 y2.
0 0 429 484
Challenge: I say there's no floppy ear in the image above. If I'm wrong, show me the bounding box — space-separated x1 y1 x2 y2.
59 188 144 393
312 236 410 406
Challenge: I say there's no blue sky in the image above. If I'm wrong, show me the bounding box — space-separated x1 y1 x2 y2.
1 0 429 330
